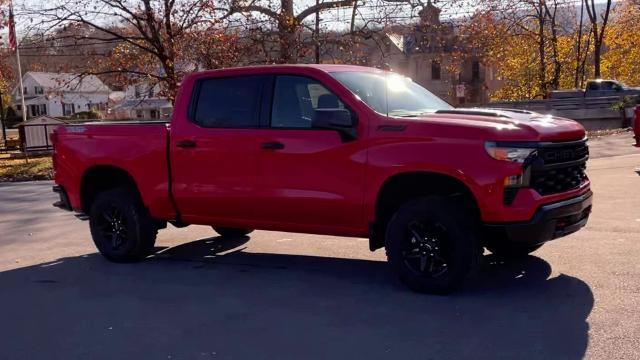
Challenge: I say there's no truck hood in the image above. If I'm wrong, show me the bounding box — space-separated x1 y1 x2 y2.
409 108 586 142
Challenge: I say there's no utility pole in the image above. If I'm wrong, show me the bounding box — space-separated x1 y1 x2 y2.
315 0 320 64
0 90 6 143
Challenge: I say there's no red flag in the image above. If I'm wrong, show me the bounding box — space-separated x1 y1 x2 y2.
8 7 16 51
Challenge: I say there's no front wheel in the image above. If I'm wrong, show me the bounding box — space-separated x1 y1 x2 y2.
213 227 254 238
385 196 481 294
89 188 157 262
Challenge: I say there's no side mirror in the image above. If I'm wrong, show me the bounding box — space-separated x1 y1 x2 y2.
312 109 357 140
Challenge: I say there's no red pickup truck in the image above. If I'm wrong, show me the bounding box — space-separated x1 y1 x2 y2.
51 65 592 293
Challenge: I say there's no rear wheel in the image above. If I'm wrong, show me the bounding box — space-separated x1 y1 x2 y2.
213 227 254 238
385 196 481 294
89 188 157 262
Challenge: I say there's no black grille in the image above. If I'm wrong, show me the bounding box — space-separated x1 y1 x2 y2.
538 143 589 164
530 141 589 196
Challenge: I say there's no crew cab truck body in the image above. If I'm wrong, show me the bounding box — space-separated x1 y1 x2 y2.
51 65 592 293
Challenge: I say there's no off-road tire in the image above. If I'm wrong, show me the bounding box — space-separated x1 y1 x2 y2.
385 196 481 294
89 188 157 262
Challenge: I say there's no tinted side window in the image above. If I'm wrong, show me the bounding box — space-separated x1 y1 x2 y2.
193 76 264 128
271 75 346 128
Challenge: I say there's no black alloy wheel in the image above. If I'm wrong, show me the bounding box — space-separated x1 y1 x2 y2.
89 188 157 262
402 220 450 278
385 196 481 294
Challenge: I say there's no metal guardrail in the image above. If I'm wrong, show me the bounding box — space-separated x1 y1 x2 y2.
489 95 638 130
490 96 623 113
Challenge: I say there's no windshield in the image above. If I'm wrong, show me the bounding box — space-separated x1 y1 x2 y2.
331 71 453 117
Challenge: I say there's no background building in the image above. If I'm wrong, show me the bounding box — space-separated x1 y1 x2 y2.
114 81 173 120
11 72 111 118
368 1 502 106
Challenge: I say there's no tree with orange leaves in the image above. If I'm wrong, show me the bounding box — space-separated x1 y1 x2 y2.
601 0 640 86
29 0 241 101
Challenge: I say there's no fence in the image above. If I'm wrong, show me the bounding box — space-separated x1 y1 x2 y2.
18 123 60 152
0 129 19 153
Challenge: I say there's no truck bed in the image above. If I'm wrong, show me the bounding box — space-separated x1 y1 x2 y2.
77 120 170 125
53 122 176 219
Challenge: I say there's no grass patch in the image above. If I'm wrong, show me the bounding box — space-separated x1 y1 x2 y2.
0 156 53 182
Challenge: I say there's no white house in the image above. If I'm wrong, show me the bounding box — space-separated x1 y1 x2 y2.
114 81 173 120
12 72 111 118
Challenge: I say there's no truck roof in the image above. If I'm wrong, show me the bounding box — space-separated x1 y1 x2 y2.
188 64 382 79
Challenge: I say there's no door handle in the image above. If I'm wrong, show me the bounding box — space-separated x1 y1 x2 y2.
261 141 285 150
176 140 197 149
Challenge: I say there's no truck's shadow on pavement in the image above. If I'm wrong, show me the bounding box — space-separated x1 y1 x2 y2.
0 235 593 360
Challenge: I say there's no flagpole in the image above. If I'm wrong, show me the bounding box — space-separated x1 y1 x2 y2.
10 0 26 123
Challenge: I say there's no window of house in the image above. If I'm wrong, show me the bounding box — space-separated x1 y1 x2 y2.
472 61 480 81
134 85 142 99
487 67 494 81
62 103 75 116
136 110 144 118
271 75 347 129
29 104 47 117
431 60 441 81
192 75 266 128
148 86 155 98
23 87 28 95
149 109 159 119
35 86 44 95
398 60 409 74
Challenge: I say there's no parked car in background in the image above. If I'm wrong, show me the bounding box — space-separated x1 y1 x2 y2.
51 65 592 294
550 79 640 99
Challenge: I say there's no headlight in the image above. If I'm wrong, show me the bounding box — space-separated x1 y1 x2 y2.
485 142 537 163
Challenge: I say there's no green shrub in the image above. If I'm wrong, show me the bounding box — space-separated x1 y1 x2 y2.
610 96 639 111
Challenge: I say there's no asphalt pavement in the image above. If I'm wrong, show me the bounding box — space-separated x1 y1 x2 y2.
0 132 638 359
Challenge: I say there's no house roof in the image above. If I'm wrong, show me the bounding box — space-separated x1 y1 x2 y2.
18 115 67 126
23 96 47 105
25 72 111 93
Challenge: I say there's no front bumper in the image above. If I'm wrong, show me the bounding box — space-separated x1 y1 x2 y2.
484 190 592 245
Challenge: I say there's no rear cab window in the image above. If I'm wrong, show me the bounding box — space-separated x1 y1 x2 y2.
191 75 267 128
